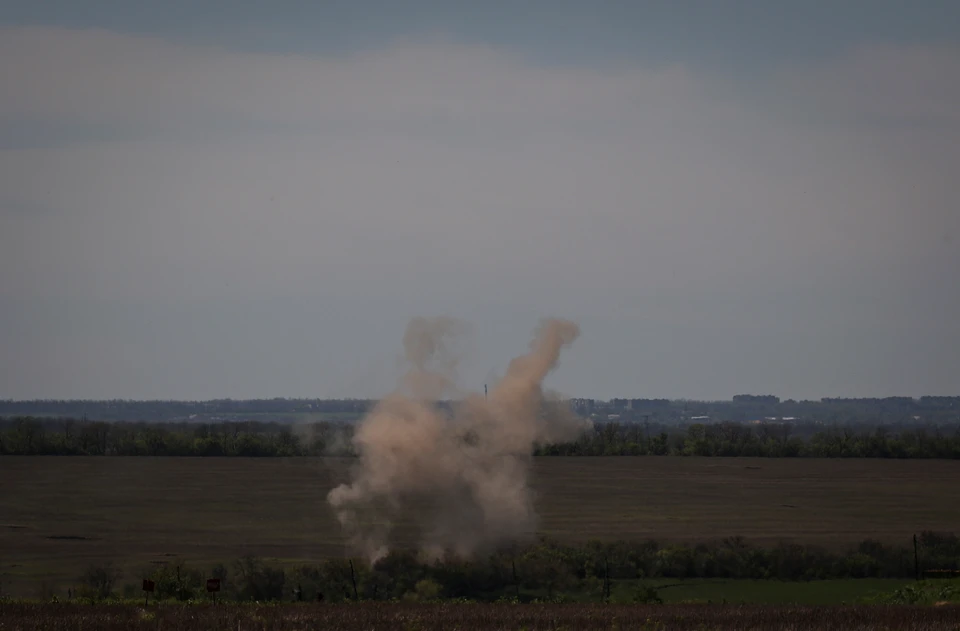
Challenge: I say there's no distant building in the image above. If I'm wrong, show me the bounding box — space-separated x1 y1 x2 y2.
733 394 781 405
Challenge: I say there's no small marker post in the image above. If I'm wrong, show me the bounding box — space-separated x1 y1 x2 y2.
207 578 221 603
142 579 155 606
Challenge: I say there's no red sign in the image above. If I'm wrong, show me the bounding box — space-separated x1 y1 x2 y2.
142 579 155 592
206 578 221 592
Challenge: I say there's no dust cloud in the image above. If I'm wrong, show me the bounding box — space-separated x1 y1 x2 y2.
327 317 586 562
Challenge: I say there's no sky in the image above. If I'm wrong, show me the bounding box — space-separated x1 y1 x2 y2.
1 1 958 401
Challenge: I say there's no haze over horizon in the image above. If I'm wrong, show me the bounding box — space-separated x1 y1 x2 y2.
2 1 958 402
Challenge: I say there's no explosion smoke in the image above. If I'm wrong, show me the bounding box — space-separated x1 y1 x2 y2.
327 317 586 562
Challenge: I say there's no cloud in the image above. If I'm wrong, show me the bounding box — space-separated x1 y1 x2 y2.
0 27 699 128
1 29 956 281
776 43 960 126
0 27 957 399
0 196 56 216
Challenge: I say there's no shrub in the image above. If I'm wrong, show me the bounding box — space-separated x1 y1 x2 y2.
79 563 121 600
233 556 285 602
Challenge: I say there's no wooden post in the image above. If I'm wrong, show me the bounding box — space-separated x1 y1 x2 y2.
914 534 920 581
348 560 359 601
206 578 221 603
512 557 520 600
604 557 610 602
142 579 155 606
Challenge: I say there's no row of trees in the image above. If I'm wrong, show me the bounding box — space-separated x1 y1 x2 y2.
538 422 960 459
0 418 350 457
3 417 959 459
3 396 958 424
0 399 371 422
66 532 960 603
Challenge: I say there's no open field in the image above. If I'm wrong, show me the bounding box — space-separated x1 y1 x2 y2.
625 578 918 605
2 457 959 595
3 603 960 631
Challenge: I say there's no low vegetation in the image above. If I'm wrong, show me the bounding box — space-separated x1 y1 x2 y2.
17 533 960 605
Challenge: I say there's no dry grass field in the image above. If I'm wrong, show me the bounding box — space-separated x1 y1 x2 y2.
1 456 959 595
3 602 960 631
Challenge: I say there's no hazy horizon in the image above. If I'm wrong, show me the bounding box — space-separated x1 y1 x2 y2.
2 1 958 401
0 389 955 405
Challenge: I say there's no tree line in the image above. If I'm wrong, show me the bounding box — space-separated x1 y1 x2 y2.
537 421 960 459
53 532 960 603
2 417 960 459
0 418 337 457
2 395 958 424
0 398 371 422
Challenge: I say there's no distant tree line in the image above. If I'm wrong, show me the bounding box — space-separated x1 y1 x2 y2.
0 398 371 422
60 532 960 603
2 417 960 458
574 396 960 426
537 421 960 459
2 395 958 424
0 418 351 457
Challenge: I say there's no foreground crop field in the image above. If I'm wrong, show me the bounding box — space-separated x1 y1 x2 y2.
3 603 960 631
2 457 959 595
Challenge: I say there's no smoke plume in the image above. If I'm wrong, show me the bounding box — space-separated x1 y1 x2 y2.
327 317 586 562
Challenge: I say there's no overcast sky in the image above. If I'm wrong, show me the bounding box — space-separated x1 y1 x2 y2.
1 1 958 401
